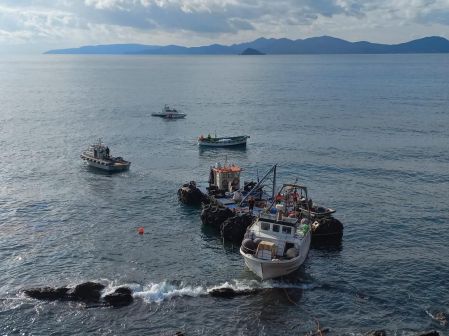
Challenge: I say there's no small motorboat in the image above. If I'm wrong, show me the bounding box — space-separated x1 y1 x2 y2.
198 134 249 147
80 139 130 172
151 105 186 119
240 183 312 280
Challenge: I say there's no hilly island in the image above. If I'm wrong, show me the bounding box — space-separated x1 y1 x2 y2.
45 36 449 55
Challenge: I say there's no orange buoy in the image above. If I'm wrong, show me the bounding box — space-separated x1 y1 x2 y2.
138 227 144 235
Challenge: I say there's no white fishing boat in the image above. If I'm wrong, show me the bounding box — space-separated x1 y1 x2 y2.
240 184 312 280
198 135 249 147
151 105 186 119
80 139 130 172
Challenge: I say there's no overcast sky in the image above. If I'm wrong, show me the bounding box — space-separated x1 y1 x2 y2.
2 0 449 53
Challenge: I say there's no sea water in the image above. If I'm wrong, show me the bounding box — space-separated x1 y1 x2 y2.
0 54 448 335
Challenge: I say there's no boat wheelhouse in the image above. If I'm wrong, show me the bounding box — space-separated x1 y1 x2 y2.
208 162 242 195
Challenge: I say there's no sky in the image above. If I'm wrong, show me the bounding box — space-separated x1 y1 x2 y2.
1 0 449 53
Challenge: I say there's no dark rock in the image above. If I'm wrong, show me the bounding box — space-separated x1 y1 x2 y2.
311 216 344 241
104 287 133 307
418 332 440 336
24 286 70 301
221 213 255 244
367 331 386 336
70 282 105 302
178 181 209 206
201 203 234 230
208 287 260 298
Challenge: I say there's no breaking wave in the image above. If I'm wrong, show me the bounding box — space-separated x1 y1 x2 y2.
130 279 317 304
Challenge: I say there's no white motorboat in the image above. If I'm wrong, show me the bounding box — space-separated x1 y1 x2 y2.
80 139 130 172
151 105 186 119
240 183 312 280
198 135 249 147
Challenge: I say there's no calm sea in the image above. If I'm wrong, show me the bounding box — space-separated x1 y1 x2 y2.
0 54 448 335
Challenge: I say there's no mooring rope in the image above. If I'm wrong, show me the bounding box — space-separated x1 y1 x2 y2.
282 287 324 336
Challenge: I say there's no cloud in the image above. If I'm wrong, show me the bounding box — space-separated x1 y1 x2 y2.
2 0 449 52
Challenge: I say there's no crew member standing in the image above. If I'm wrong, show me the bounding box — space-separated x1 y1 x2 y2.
248 196 255 214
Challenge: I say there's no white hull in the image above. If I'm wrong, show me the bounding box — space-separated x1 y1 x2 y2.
240 231 311 280
81 155 130 172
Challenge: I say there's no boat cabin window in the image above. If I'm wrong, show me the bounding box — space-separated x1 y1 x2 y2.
261 222 270 231
272 224 280 233
282 226 292 235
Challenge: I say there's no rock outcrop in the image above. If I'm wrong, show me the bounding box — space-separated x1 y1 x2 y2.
220 213 255 244
311 216 344 242
103 287 133 307
24 282 133 308
177 181 209 206
200 202 234 229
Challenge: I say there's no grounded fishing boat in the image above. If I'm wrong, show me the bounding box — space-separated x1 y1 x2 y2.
80 139 130 172
240 183 312 280
151 105 186 119
198 134 249 147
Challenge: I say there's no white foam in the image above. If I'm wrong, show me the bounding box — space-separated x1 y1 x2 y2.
52 278 317 305
133 281 206 303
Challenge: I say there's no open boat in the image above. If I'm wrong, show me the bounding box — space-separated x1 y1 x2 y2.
198 135 249 147
151 105 186 119
80 139 130 172
240 183 312 280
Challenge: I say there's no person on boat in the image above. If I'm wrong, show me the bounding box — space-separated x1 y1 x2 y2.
292 190 299 203
248 196 255 214
207 133 211 140
105 147 110 158
275 192 283 204
232 189 242 203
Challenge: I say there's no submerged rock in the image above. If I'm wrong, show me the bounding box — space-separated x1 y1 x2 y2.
208 287 261 298
367 331 386 336
418 332 440 336
104 287 133 307
24 286 70 301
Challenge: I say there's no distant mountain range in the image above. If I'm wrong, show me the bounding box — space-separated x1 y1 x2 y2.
45 36 449 55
